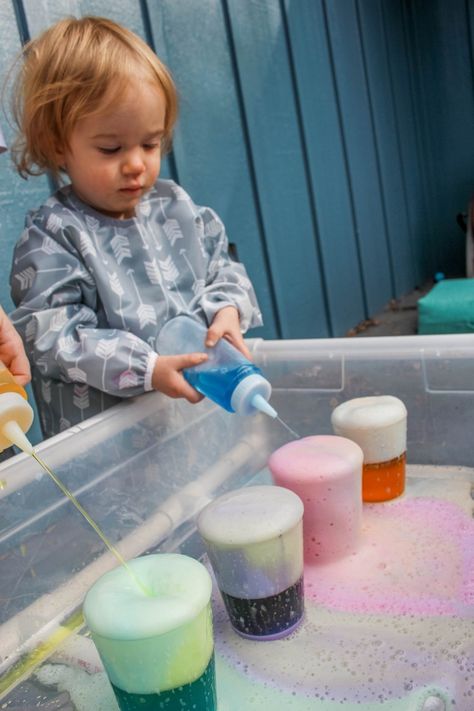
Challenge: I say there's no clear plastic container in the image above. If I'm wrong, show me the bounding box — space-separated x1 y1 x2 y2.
1 333 474 709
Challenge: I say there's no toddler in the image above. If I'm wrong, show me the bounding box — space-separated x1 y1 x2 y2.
9 16 262 437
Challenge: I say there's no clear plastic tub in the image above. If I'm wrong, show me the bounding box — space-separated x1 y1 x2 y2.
0 334 473 710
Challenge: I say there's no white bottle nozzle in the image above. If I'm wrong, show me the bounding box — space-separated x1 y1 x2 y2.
0 392 35 454
251 393 278 419
1 419 34 454
230 373 277 417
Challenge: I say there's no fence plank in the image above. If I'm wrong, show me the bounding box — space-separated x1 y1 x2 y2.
325 0 394 313
357 0 416 296
284 0 366 335
225 0 330 338
146 0 278 337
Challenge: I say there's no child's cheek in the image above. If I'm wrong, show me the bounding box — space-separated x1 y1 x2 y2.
96 165 116 188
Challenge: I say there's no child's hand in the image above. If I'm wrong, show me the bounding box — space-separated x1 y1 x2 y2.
206 306 252 360
152 353 207 403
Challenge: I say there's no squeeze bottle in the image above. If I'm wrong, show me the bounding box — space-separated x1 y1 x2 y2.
157 315 277 418
0 360 34 454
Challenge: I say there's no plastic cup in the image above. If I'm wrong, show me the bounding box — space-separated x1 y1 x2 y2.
83 554 216 711
197 485 304 640
331 395 407 502
269 435 363 564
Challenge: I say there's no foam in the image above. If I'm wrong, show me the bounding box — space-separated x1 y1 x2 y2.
212 478 474 706
197 485 304 546
198 486 304 598
83 553 213 694
83 553 211 639
331 395 407 463
35 664 116 711
269 436 363 563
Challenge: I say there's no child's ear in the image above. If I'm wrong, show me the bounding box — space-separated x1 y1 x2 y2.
54 148 65 168
52 139 67 170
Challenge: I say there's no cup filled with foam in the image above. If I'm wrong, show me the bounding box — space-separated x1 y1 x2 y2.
197 485 304 640
331 395 407 502
83 554 217 710
269 435 363 564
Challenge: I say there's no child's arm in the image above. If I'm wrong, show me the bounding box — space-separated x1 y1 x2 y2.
10 224 156 399
193 205 263 353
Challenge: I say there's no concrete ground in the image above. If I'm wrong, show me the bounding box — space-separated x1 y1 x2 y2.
347 282 433 338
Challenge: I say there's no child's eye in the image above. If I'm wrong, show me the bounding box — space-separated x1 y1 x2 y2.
98 146 120 154
143 143 160 151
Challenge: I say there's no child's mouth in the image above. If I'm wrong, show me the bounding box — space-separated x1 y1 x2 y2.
120 186 143 194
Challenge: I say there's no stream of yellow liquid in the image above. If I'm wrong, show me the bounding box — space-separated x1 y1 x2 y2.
31 451 152 596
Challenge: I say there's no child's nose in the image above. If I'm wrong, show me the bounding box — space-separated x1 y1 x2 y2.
122 150 146 175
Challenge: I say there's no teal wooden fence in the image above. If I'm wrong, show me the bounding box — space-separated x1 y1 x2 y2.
1 0 473 343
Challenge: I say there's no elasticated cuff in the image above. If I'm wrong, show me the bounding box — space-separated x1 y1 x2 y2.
144 351 158 391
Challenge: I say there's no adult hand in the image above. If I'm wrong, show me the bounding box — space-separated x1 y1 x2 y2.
0 307 31 385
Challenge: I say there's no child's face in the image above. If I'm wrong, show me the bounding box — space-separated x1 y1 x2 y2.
58 81 166 219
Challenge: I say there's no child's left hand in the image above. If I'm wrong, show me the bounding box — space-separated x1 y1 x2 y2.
206 306 252 360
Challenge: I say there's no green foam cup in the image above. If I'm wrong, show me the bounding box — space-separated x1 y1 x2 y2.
83 553 216 710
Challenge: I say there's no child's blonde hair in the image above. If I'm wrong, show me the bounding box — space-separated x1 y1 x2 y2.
10 16 178 179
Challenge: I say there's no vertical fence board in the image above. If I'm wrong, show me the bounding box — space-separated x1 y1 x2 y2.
409 0 474 276
0 2 51 316
225 0 330 338
357 0 415 296
146 0 278 337
284 0 366 335
324 0 394 313
381 0 432 284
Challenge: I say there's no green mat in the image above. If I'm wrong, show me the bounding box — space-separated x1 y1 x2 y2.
418 278 474 334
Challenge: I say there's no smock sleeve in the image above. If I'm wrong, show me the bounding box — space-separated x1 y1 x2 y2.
195 206 263 332
10 222 157 397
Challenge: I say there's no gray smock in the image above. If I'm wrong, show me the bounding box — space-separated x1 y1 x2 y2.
10 179 262 437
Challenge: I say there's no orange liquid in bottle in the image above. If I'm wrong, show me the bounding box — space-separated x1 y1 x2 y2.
362 452 406 502
0 363 27 399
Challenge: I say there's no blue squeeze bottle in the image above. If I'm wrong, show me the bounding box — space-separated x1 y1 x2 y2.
157 315 277 418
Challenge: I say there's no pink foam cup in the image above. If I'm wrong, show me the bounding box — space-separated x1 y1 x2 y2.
268 435 363 564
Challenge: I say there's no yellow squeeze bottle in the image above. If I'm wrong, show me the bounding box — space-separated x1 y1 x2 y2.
0 360 34 454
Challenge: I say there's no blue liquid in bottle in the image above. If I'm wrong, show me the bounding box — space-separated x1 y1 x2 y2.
184 362 264 413
157 315 276 418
